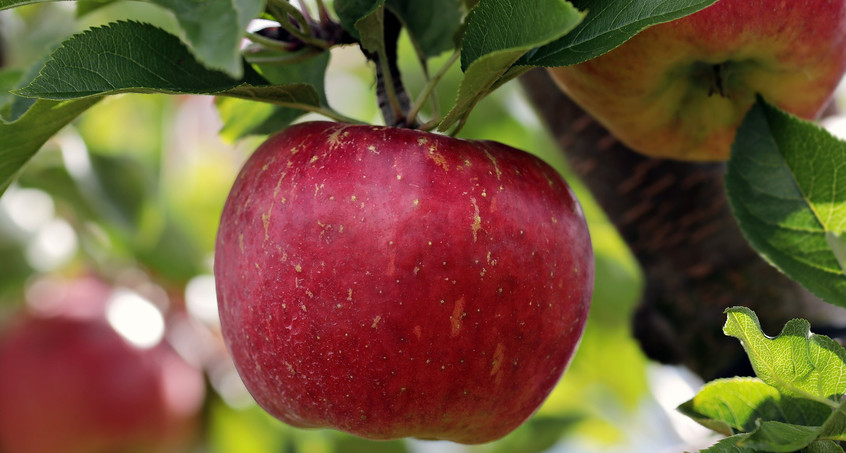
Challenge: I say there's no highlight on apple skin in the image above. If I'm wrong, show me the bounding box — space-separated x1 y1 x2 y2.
548 0 846 161
214 121 594 444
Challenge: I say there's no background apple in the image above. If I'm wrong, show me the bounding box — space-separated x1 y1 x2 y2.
0 277 206 453
547 0 846 161
214 121 594 444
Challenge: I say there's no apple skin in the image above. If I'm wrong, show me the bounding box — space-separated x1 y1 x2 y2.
548 0 846 161
214 121 594 444
0 278 205 453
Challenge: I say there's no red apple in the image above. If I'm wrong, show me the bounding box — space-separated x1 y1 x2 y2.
214 121 594 444
548 0 846 161
0 278 205 453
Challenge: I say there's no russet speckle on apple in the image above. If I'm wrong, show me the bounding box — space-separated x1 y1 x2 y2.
214 121 594 444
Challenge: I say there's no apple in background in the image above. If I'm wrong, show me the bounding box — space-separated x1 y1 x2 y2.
214 121 594 444
0 277 206 453
548 0 846 161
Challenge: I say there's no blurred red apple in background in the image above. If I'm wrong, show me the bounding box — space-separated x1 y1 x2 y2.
0 277 205 453
548 0 846 161
214 122 594 444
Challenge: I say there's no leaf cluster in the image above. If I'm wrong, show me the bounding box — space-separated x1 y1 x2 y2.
0 0 718 197
681 307 846 452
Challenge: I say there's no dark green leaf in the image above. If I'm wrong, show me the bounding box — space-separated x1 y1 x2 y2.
807 440 846 453
0 98 100 197
459 0 584 71
725 99 846 306
15 21 320 109
334 0 383 41
386 0 463 58
439 0 583 131
739 421 820 452
218 51 330 140
520 0 719 67
723 307 846 404
147 0 265 78
679 377 832 436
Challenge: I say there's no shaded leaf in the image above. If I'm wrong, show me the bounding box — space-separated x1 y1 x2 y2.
520 0 718 67
679 377 832 436
386 0 462 58
334 0 383 42
148 0 264 78
723 307 846 404
807 440 846 453
16 21 320 109
698 434 757 453
440 0 583 131
725 98 846 306
218 51 330 140
0 98 101 196
739 421 820 452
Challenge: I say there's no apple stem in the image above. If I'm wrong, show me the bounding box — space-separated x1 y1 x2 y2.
707 63 728 97
406 50 460 128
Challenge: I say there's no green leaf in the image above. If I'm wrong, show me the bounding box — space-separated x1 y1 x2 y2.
739 421 820 452
217 51 330 140
723 307 846 404
699 435 757 453
520 0 719 67
725 98 846 306
147 0 264 78
15 21 320 109
0 98 101 196
334 0 383 43
439 0 584 131
459 0 584 71
679 377 833 436
386 0 463 58
0 0 50 10
807 440 846 453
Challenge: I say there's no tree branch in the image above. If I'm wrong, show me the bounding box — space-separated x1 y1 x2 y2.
519 69 844 380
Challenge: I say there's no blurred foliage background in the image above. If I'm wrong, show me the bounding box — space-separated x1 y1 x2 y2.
0 2 717 452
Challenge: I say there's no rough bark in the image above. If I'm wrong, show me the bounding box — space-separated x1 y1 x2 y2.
520 69 843 381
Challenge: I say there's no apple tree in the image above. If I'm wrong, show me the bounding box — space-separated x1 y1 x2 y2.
0 1 845 452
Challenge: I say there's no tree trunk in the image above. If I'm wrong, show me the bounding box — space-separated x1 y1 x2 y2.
519 69 842 381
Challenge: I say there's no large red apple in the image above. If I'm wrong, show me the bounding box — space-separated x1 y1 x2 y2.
548 0 846 161
214 121 593 444
0 278 205 453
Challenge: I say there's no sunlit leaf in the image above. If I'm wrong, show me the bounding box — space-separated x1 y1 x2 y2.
723 307 846 403
725 98 846 306
679 377 832 436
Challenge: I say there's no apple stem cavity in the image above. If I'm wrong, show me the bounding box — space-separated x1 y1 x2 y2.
708 63 728 98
